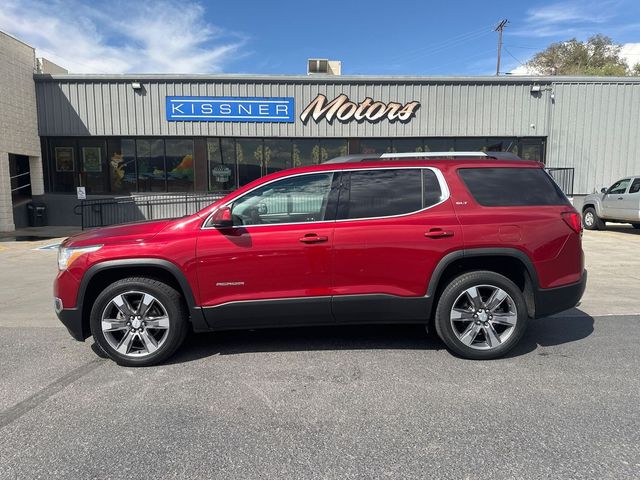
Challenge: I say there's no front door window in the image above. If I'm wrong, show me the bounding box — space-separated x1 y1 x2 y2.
608 179 630 195
230 173 333 226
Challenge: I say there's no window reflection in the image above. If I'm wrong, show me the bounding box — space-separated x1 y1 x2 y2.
137 139 165 192
45 136 546 195
264 139 292 174
166 139 194 192
109 139 137 194
236 139 263 186
319 139 348 163
292 139 319 166
359 139 391 154
208 138 236 191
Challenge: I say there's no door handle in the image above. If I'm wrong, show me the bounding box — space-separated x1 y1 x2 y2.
617 197 624 200
425 229 454 238
299 234 328 243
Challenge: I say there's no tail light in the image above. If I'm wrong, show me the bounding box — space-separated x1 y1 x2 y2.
561 211 583 234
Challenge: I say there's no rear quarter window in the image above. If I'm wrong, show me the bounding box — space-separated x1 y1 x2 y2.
458 167 570 207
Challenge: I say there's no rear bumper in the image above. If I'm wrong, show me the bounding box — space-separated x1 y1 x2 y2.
534 270 587 318
55 306 88 341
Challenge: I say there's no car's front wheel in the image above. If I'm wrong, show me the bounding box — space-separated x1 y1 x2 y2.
90 277 188 366
434 271 528 360
582 207 604 230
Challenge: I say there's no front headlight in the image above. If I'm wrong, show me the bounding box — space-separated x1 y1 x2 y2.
57 245 103 270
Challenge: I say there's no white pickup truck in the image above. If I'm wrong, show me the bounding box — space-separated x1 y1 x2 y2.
582 176 640 230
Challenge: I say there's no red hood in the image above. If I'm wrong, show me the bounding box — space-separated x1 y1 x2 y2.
64 219 174 247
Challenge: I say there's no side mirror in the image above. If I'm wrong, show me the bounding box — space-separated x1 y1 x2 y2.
210 206 233 228
600 187 607 194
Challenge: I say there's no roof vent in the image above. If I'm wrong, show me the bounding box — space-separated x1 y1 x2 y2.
307 58 341 76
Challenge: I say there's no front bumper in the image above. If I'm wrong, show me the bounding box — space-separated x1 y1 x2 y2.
534 270 588 318
55 305 88 341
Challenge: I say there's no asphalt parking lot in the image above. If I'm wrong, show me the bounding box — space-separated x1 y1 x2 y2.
0 227 639 479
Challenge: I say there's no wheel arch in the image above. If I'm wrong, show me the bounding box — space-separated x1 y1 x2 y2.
582 202 602 218
427 249 537 321
77 259 206 340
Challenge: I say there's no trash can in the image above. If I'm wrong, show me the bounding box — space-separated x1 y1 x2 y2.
27 201 47 227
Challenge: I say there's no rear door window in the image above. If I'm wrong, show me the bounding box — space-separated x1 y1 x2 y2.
337 168 443 220
458 167 569 207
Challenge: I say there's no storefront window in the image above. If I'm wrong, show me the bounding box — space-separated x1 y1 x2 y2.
108 138 137 194
264 139 292 175
208 138 236 191
360 139 392 154
318 139 348 163
166 139 194 192
455 138 487 152
392 139 424 153
424 138 455 152
43 136 547 195
292 139 319 166
520 142 543 162
236 139 263 186
137 139 165 192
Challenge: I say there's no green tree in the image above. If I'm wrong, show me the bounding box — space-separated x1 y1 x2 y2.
526 34 630 76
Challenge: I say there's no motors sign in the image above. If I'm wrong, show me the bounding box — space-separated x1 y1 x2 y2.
300 94 420 123
166 97 295 123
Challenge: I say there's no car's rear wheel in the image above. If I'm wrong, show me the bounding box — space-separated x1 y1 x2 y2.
582 207 604 230
434 271 528 360
90 277 188 367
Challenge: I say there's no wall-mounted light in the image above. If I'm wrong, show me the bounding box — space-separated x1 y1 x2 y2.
530 84 541 93
131 82 142 90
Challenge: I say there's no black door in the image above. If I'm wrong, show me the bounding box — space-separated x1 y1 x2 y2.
9 154 31 204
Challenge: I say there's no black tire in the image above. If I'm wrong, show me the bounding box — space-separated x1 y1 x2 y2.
90 277 189 367
632 223 640 229
582 207 604 230
434 271 528 360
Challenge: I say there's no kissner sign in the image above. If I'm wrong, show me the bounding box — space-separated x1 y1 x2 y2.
300 94 420 123
166 97 295 122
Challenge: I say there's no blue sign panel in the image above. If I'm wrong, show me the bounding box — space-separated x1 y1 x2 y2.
166 96 295 123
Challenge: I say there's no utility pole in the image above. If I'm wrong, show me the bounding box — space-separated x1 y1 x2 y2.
495 19 508 76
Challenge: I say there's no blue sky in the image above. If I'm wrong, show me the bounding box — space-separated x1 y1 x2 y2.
2 0 640 75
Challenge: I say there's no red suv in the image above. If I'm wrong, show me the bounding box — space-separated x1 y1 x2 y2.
54 152 586 366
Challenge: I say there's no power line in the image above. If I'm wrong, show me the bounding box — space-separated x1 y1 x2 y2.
503 46 525 68
386 26 493 64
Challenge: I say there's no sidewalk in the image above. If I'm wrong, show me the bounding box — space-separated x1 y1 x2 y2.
0 226 83 242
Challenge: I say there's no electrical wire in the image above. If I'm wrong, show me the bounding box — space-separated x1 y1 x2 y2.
386 26 494 64
503 46 526 67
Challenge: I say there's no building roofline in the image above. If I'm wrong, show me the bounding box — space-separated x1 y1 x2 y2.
1 30 35 51
33 73 640 84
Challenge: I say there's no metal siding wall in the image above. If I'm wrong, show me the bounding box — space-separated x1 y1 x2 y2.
35 79 548 138
546 82 640 194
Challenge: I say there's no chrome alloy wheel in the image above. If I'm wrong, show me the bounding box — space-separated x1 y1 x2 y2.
449 284 517 350
584 211 595 227
101 291 171 357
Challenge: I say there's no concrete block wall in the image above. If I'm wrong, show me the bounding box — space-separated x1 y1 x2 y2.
0 31 43 231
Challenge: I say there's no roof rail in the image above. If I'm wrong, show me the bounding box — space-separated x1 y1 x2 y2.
323 151 522 164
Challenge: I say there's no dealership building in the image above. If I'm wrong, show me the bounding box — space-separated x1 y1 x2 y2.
2 31 640 231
